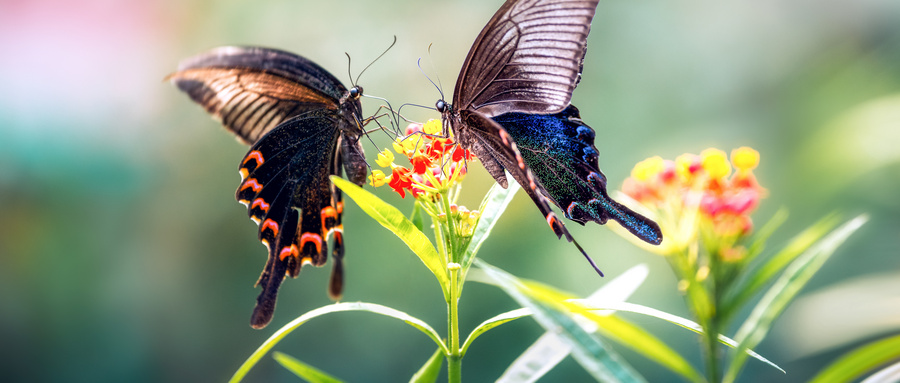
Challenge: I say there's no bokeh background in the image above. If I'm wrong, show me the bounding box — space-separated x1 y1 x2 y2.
1 0 899 381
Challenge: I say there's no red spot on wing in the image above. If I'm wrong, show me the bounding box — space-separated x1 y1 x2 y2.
278 244 299 260
300 232 324 254
547 213 559 229
243 150 265 167
261 219 279 236
251 198 270 213
241 178 263 193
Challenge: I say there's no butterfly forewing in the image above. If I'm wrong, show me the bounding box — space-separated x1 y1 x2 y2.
168 46 349 144
454 0 599 117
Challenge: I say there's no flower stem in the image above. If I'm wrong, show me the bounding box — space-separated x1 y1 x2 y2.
447 263 462 383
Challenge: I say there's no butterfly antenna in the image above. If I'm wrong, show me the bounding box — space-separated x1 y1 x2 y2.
417 57 444 101
426 43 445 97
354 35 397 86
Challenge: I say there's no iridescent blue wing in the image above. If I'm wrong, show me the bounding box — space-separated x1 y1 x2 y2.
492 105 662 244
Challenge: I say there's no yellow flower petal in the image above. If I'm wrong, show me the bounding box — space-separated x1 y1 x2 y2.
701 148 731 180
375 149 394 168
731 146 759 172
631 156 665 181
423 119 442 135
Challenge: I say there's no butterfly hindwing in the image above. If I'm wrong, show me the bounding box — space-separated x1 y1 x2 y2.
492 105 662 244
237 111 347 328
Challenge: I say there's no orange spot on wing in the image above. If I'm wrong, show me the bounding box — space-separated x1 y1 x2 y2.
499 130 510 145
261 219 279 236
336 201 344 214
321 206 338 229
243 150 265 166
278 244 299 260
300 232 324 254
546 213 559 229
251 198 270 213
241 178 263 193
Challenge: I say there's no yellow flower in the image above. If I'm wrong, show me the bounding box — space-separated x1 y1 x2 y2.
731 147 759 173
631 156 665 181
368 169 386 187
423 119 442 135
700 148 731 180
376 149 394 168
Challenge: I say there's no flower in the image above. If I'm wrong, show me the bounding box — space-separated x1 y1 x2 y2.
619 147 767 258
371 120 476 201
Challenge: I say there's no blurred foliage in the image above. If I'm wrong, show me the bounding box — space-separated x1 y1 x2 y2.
1 0 899 381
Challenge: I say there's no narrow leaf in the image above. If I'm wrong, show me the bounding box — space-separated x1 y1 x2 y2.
477 259 646 383
520 281 704 383
496 265 650 383
273 352 343 383
724 215 868 383
410 201 425 232
330 177 449 297
231 302 447 383
723 213 839 314
409 348 445 383
809 334 900 383
462 308 531 356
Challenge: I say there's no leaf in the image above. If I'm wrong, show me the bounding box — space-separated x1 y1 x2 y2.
809 334 900 383
477 259 646 383
496 265 650 383
410 201 425 232
722 213 840 316
460 179 520 275
330 177 449 297
724 215 868 383
273 352 343 383
461 308 531 356
519 280 704 383
230 302 447 383
409 348 445 383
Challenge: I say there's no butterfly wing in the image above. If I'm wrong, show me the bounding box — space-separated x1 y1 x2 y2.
167 46 350 144
492 106 662 244
170 47 366 328
453 0 599 117
237 110 353 329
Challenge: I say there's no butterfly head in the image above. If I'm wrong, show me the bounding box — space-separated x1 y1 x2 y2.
435 99 450 114
348 85 363 100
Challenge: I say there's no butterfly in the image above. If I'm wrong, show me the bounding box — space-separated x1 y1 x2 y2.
168 46 368 329
436 0 662 273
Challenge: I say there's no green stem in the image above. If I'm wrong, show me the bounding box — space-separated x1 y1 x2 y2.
440 192 458 263
447 264 462 383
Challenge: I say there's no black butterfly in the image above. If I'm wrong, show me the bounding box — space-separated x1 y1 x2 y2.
436 0 662 273
168 47 368 329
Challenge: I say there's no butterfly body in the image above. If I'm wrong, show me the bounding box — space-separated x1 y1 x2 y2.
169 46 366 328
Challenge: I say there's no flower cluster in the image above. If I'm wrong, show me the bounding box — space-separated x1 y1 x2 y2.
620 147 766 257
369 120 474 199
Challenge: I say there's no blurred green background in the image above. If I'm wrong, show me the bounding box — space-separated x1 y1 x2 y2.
1 0 899 381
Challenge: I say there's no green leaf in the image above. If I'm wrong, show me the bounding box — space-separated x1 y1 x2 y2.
461 308 531 356
409 348 445 383
230 302 447 383
518 280 704 383
273 352 343 383
330 177 449 297
722 213 840 316
809 334 900 383
410 201 425 232
742 209 788 264
496 265 650 382
724 215 868 383
477 259 646 383
575 301 782 373
460 179 520 275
